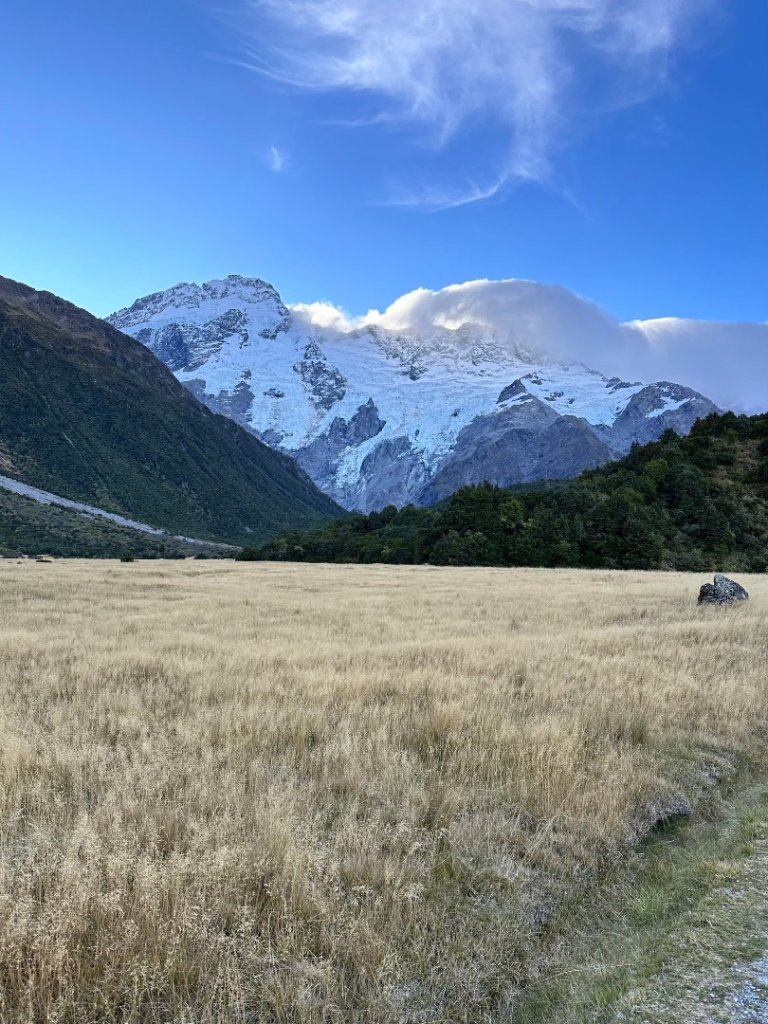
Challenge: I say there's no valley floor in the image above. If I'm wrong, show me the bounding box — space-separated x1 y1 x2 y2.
0 561 766 1022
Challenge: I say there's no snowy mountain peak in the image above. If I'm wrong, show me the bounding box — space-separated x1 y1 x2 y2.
110 274 289 332
106 275 720 511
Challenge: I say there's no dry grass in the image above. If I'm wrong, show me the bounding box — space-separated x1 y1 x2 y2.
0 560 766 1023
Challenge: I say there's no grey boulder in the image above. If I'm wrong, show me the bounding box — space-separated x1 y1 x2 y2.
698 574 749 605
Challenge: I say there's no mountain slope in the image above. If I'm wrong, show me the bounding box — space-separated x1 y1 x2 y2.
241 413 768 573
0 277 343 546
108 275 720 511
0 486 231 559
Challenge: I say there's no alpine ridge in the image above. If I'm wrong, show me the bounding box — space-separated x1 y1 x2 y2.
108 275 720 511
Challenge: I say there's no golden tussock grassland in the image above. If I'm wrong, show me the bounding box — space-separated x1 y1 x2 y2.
0 560 766 1022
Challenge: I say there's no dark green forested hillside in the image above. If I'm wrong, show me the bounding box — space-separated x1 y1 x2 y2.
241 413 768 572
0 277 343 547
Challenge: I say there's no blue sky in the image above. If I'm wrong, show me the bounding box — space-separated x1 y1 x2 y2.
1 0 766 322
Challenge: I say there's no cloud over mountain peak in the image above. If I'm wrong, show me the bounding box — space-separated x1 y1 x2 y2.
291 278 767 413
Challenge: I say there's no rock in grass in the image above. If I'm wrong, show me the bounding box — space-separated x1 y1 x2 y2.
698 573 749 605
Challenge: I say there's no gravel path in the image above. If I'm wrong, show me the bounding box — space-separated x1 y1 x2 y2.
614 823 768 1023
730 956 768 1023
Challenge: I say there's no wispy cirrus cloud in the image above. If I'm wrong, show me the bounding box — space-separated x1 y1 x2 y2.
266 144 286 172
239 0 714 208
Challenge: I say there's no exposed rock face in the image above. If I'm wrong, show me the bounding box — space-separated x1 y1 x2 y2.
295 399 385 498
417 405 618 505
596 382 718 451
108 275 721 512
185 376 256 423
527 415 616 482
496 379 528 404
293 339 348 413
354 437 430 511
698 574 749 605
416 397 559 504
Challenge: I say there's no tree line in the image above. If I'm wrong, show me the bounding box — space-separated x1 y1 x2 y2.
239 413 768 572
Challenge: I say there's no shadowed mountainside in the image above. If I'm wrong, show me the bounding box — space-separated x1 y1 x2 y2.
0 276 343 547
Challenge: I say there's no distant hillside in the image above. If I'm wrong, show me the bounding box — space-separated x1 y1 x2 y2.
241 413 768 572
0 277 343 548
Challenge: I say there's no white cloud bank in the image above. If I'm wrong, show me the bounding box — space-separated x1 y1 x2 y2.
625 317 768 414
241 0 713 206
291 279 768 413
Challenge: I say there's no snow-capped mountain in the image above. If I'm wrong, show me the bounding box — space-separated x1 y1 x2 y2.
107 275 719 511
